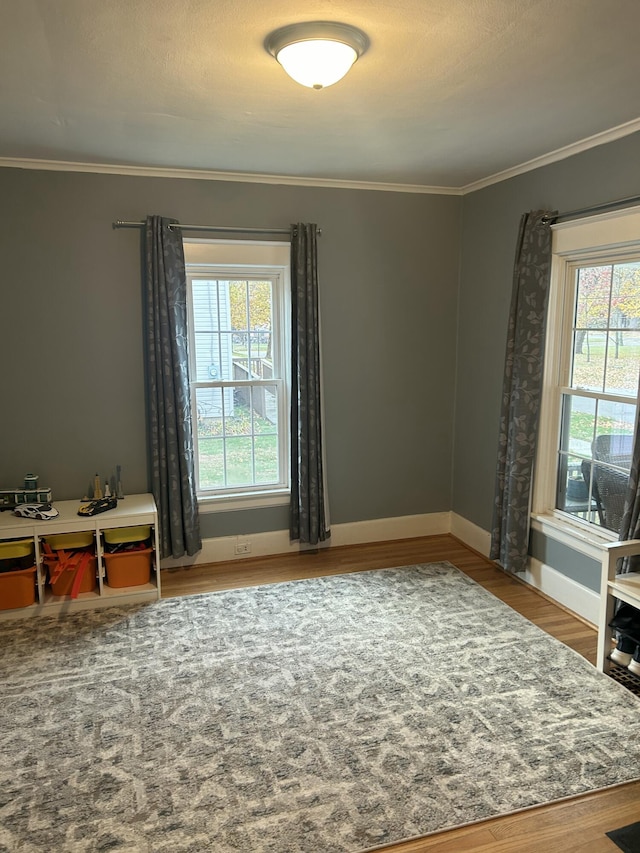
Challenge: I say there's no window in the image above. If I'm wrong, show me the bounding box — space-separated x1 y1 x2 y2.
184 241 290 507
534 207 640 545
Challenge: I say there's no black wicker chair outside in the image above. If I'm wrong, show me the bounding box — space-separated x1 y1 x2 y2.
581 434 633 533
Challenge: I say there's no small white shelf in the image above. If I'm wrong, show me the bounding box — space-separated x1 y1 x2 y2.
609 571 640 597
43 589 102 604
0 493 160 619
597 542 640 673
101 582 158 598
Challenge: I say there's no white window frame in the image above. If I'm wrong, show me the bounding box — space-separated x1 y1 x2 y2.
184 239 291 512
532 206 640 559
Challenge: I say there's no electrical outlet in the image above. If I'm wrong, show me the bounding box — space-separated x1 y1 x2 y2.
234 541 251 555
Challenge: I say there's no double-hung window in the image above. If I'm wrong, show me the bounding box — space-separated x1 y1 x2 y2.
184 241 291 507
535 207 640 545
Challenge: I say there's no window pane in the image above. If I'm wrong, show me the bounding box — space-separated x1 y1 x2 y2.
230 280 249 331
225 436 254 486
556 453 599 525
192 331 225 382
216 333 234 381
586 428 634 534
251 384 280 484
556 393 636 526
255 435 279 484
192 280 233 382
604 330 640 397
229 280 273 372
572 265 612 392
223 388 250 436
248 281 273 360
197 437 225 490
559 394 596 459
557 394 595 520
194 384 281 491
196 386 229 423
257 384 279 433
594 400 636 453
191 280 225 331
572 262 640 396
575 265 612 330
571 330 606 392
614 260 640 324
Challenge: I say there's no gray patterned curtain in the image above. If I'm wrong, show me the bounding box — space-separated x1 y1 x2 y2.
144 215 201 559
290 223 330 545
490 210 555 574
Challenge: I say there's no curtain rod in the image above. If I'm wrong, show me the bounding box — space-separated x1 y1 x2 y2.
113 220 321 236
542 193 640 225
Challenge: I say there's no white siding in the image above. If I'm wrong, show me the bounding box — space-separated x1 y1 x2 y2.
192 279 234 417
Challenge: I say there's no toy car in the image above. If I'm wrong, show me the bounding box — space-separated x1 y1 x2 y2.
14 503 59 520
77 496 118 517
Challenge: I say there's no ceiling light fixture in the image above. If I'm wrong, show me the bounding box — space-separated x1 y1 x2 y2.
265 22 369 90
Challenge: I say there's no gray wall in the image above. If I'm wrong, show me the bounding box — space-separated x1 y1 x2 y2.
455 131 640 529
0 168 461 539
454 131 640 584
4 130 636 557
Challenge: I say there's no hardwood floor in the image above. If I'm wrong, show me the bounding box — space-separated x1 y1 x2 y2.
161 534 640 853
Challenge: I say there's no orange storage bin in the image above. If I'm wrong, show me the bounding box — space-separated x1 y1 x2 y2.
0 566 37 610
103 548 152 588
42 543 97 599
49 556 97 596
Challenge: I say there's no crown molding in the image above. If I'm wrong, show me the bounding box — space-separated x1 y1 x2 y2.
2 114 639 195
459 116 640 194
0 157 461 195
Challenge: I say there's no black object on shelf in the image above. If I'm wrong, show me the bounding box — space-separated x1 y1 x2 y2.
609 602 640 645
77 497 118 517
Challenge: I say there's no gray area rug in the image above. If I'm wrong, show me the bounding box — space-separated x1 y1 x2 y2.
1 562 640 853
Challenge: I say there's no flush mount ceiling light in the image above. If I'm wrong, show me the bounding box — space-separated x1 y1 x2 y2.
265 21 369 90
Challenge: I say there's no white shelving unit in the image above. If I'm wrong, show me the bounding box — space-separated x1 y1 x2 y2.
0 493 160 620
597 539 640 673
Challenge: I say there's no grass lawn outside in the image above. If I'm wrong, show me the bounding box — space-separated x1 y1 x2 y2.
197 434 279 489
569 333 639 444
196 404 279 489
572 333 640 396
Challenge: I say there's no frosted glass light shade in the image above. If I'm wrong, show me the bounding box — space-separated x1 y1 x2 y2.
265 22 369 90
276 40 358 89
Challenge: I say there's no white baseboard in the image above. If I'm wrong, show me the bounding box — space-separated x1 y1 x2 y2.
524 557 599 625
450 513 491 557
161 510 598 625
330 511 451 547
161 511 451 570
449 513 597 625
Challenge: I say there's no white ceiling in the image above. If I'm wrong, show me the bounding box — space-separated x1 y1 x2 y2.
3 0 640 191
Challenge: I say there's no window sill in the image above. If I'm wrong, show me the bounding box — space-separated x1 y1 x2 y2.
198 490 290 513
530 511 616 561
